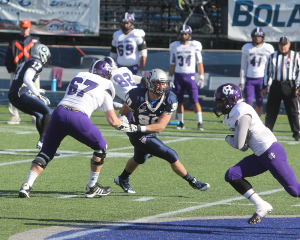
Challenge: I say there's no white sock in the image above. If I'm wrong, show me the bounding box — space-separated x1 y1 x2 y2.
196 112 202 123
244 189 271 214
88 170 100 187
177 113 184 123
26 170 39 187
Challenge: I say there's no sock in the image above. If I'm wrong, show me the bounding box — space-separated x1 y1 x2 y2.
244 189 266 211
177 113 184 123
196 112 202 123
182 172 194 183
119 169 131 180
26 170 39 187
88 170 100 187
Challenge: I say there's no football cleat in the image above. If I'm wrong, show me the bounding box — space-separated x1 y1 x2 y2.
189 178 210 191
36 141 61 156
18 183 32 198
84 183 112 198
114 176 136 193
198 123 204 131
248 201 273 224
177 121 185 130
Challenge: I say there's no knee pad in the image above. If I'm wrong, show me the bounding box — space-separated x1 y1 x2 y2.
32 152 51 169
91 146 107 165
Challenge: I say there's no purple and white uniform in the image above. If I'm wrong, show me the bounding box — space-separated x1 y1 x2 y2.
110 29 147 74
169 40 203 103
41 72 116 159
111 67 137 101
224 101 300 197
240 43 274 106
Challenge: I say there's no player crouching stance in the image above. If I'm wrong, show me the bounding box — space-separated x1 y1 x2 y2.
18 60 129 198
114 68 210 193
213 83 300 224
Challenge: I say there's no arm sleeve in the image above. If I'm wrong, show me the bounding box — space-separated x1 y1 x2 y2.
295 53 300 88
170 48 176 65
225 114 252 150
240 53 247 85
24 68 40 96
102 91 114 112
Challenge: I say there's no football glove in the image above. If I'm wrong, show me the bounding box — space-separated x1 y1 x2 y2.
168 76 175 89
115 122 130 131
40 95 50 105
118 114 129 125
39 89 46 95
239 83 244 91
197 74 204 89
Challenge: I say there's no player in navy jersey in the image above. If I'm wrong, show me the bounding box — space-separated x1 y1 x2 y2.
8 44 53 151
114 68 210 194
18 60 130 198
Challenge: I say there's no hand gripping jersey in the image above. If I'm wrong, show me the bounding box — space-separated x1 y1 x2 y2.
58 72 115 118
241 42 274 79
111 67 137 101
8 58 43 99
169 40 203 74
111 29 146 66
224 101 277 156
125 88 178 126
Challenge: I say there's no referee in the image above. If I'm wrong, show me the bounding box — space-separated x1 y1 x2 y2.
261 36 300 141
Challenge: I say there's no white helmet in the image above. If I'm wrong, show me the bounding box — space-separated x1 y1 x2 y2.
31 44 51 65
146 68 169 96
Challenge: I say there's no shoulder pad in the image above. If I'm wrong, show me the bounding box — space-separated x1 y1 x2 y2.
191 41 202 50
132 29 145 37
113 30 123 40
170 41 180 48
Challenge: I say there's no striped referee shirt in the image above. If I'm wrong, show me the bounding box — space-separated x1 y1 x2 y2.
263 50 300 88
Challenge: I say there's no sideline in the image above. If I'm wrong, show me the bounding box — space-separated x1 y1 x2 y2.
9 188 284 240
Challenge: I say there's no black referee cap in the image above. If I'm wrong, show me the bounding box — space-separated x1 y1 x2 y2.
279 36 290 45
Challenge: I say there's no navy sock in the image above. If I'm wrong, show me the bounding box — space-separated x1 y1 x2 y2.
119 169 131 180
182 172 193 183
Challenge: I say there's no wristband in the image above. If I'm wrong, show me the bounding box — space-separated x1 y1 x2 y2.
137 125 146 132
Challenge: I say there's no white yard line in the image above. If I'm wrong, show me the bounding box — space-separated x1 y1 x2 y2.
49 188 284 240
132 197 155 202
0 138 192 167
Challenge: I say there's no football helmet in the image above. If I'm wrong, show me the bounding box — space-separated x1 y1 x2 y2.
120 12 135 32
251 27 265 46
101 56 118 69
146 69 169 96
177 25 192 43
31 44 51 65
89 60 112 80
213 83 243 117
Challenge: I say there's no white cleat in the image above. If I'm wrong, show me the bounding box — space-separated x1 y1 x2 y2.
248 201 273 224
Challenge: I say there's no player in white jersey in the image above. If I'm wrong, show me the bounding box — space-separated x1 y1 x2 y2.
110 12 147 78
213 83 300 225
169 25 205 130
18 60 129 198
239 28 274 117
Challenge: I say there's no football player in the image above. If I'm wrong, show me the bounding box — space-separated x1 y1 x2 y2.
8 44 53 151
213 83 300 224
110 12 147 79
169 24 205 130
239 28 274 117
18 60 129 198
102 56 141 122
114 68 210 194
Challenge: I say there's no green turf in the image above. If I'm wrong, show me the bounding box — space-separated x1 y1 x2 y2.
0 105 300 239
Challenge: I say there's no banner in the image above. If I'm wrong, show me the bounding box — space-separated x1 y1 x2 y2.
228 0 300 42
0 0 99 36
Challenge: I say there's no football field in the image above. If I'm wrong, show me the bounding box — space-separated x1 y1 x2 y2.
0 105 300 239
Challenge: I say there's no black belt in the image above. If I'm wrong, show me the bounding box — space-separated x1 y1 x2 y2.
61 105 82 112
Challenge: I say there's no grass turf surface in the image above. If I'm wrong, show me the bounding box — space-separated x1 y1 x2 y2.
0 105 300 239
